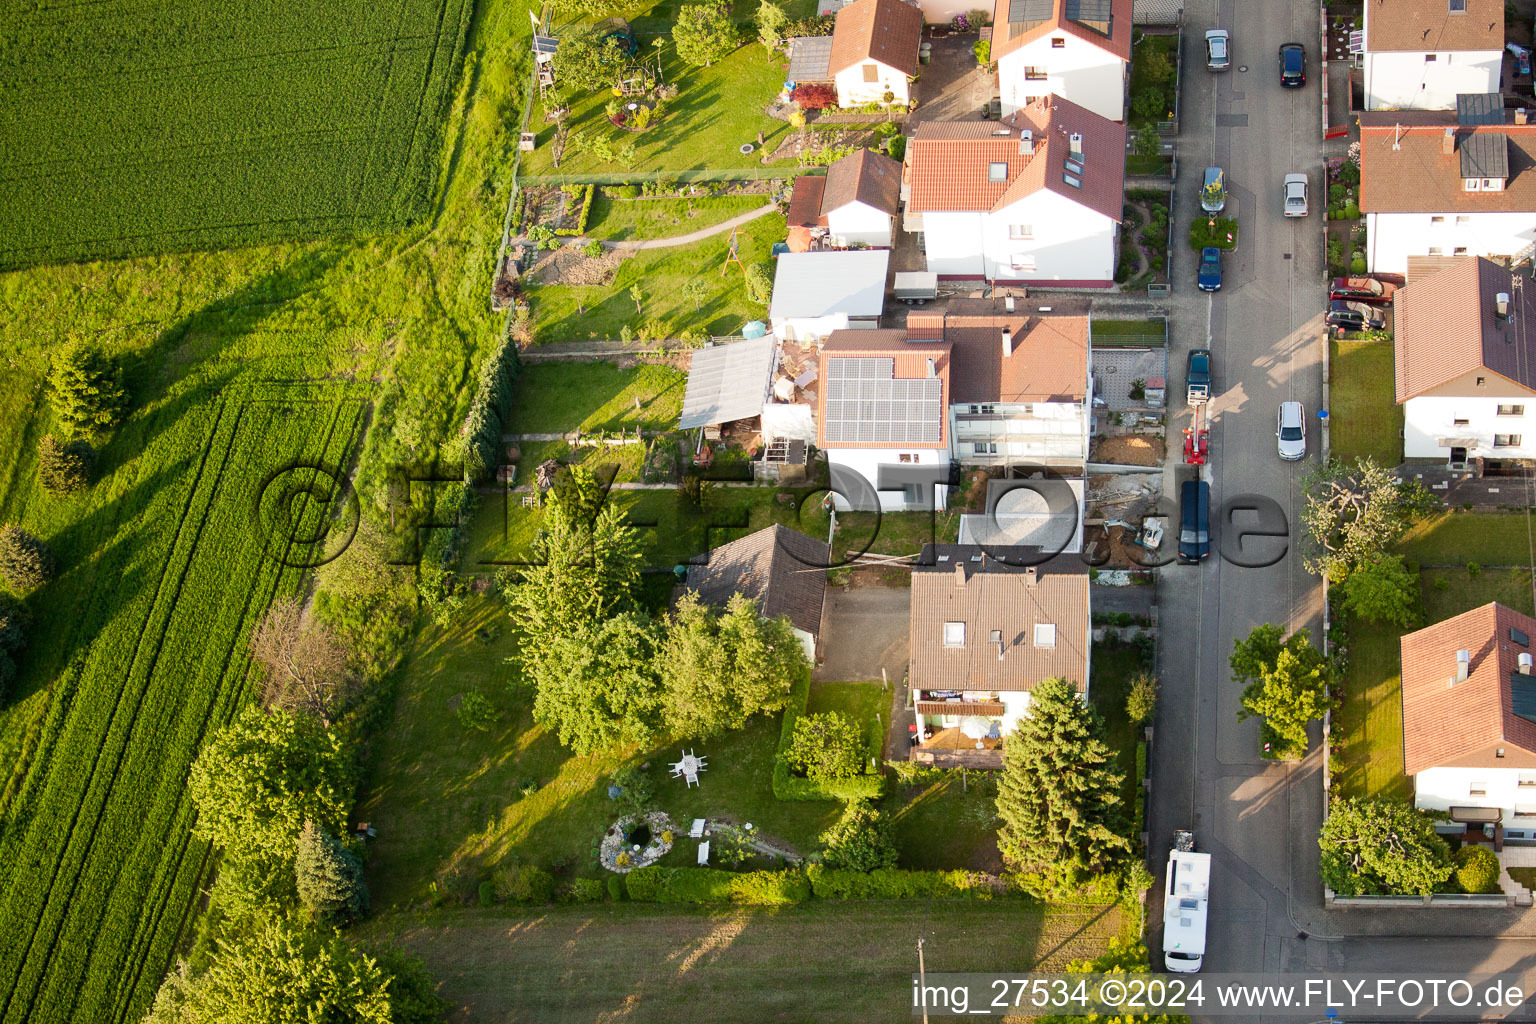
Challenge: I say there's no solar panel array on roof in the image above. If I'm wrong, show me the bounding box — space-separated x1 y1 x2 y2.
1456 93 1503 125
1007 0 1052 24
1513 674 1536 725
1460 132 1510 178
1065 0 1113 22
532 34 559 53
823 357 943 444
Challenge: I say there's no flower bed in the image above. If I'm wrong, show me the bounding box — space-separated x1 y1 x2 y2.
601 810 674 873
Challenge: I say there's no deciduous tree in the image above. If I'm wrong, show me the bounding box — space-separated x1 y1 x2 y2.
48 343 128 437
251 596 357 723
1336 553 1419 628
1319 797 1451 896
780 711 864 780
819 802 898 871
1231 624 1330 757
756 0 788 49
502 499 643 645
673 3 739 67
145 918 444 1024
551 32 627 92
995 677 1131 872
1125 672 1158 726
294 820 369 922
660 592 805 738
0 524 56 592
524 611 664 752
744 261 773 305
188 706 353 872
1300 457 1434 583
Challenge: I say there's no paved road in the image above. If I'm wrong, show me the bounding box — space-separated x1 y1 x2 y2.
1144 0 1333 997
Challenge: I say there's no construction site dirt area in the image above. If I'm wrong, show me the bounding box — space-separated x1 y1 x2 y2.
1084 524 1152 569
530 245 630 287
1089 433 1164 466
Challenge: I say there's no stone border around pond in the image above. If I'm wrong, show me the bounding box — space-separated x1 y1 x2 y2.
601 810 675 873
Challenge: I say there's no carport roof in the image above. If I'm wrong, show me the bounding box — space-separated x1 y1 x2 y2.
769 250 889 319
679 335 777 428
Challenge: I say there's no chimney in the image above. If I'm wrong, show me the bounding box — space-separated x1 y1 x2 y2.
1519 108 1530 126
1069 132 1083 159
1024 566 1038 587
1496 292 1511 323
1456 649 1471 682
1443 127 1457 156
927 357 937 377
993 629 1005 661
1019 129 1034 155
1521 653 1533 675
954 562 967 587
1002 327 1014 358
1005 295 1016 313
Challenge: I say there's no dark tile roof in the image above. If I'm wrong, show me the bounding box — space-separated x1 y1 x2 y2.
1457 92 1504 125
1460 131 1509 178
787 175 829 228
829 0 923 77
821 148 903 216
684 525 829 638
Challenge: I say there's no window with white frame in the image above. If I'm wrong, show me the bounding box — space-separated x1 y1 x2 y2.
1517 806 1536 819
1496 434 1522 447
1470 780 1488 796
1519 773 1536 788
1024 66 1048 80
1009 224 1033 239
1456 215 1470 224
1431 215 1444 224
1498 404 1525 416
972 441 997 454
988 161 1008 182
1429 246 1444 255
1453 246 1468 255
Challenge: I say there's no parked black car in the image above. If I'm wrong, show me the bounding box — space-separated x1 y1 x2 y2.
1326 300 1385 331
1279 43 1305 87
1178 480 1211 564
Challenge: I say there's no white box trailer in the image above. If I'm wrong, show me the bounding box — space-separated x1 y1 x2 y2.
1162 835 1210 973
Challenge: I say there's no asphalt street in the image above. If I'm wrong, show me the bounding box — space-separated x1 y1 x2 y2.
1143 4 1536 1016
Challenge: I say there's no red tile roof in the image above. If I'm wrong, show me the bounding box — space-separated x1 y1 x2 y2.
905 298 1089 403
822 147 903 216
817 330 951 449
787 176 829 228
1359 114 1536 215
1393 256 1536 402
1365 0 1503 53
829 0 924 77
906 97 1125 221
1400 602 1536 774
989 0 1132 63
909 552 1089 692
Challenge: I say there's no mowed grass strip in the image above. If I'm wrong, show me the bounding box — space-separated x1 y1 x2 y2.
0 0 473 268
585 193 770 242
506 362 686 434
1328 341 1402 466
1396 511 1536 567
370 900 1123 1024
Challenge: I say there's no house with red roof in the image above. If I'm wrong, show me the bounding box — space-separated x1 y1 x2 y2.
990 0 1130 121
828 0 923 108
903 96 1125 286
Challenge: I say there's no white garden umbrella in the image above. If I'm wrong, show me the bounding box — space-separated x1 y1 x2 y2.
959 716 993 740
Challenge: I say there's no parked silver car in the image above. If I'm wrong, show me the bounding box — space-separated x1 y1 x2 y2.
1277 400 1307 461
1283 172 1308 217
1205 29 1230 70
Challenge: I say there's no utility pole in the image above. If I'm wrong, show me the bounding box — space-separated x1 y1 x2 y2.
916 937 929 1024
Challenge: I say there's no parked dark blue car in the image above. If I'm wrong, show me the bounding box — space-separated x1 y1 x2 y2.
1279 42 1305 87
1197 247 1223 292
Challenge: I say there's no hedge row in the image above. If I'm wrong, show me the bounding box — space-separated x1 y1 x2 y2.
624 867 810 905
806 865 1003 900
461 331 523 484
771 668 884 801
554 184 596 237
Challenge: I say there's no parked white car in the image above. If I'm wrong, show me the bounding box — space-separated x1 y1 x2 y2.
1205 30 1230 71
1282 173 1308 217
1277 400 1307 461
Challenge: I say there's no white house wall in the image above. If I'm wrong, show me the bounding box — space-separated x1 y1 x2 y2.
998 36 1125 122
1415 765 1536 827
835 60 911 107
1366 211 1536 274
824 446 951 510
950 399 1089 463
793 626 817 663
826 200 895 247
771 313 850 342
922 191 1116 282
1362 49 1501 110
1403 395 1536 459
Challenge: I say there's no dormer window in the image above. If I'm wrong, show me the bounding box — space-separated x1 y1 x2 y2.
1483 178 1504 191
988 161 1008 182
1465 178 1481 191
1450 0 1466 11
944 621 966 647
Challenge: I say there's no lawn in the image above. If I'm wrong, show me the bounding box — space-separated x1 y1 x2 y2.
831 510 963 560
520 31 798 177
365 899 1124 1024
1329 341 1401 465
506 361 686 434
1396 511 1536 567
586 192 770 242
0 0 473 268
1089 639 1151 820
461 482 832 572
526 212 786 342
885 774 1004 871
1334 612 1412 802
1091 319 1166 347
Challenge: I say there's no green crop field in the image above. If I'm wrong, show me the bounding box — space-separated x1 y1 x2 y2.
0 0 474 269
0 381 370 1024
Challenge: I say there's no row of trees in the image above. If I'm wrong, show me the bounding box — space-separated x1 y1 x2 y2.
502 467 808 754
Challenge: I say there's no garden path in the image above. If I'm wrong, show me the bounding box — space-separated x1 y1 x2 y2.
573 202 778 252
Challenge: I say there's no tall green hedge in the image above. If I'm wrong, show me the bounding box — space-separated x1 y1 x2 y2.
624 867 810 904
621 865 1041 904
462 333 523 484
806 865 999 900
771 668 884 801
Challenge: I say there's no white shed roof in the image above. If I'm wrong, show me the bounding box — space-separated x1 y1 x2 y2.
679 335 778 429
768 250 889 321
